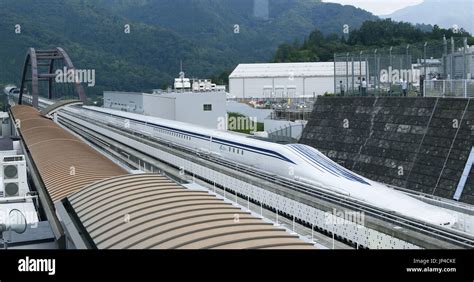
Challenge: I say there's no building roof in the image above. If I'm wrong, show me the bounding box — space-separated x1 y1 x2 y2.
229 62 335 78
10 105 127 202
66 173 314 249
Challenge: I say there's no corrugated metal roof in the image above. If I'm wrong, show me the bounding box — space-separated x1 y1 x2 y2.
10 105 127 202
229 62 368 78
67 174 314 249
229 62 335 78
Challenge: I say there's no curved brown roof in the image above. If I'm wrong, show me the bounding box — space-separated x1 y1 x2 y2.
68 174 314 249
10 105 127 202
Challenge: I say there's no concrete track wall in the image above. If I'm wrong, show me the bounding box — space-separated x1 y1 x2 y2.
300 97 474 205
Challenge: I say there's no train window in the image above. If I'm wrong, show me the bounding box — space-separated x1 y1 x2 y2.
203 104 212 111
241 150 244 155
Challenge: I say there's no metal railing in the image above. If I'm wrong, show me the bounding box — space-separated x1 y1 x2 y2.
334 37 473 97
424 79 474 98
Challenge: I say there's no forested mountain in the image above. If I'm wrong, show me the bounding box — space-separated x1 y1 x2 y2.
95 0 377 62
0 0 377 96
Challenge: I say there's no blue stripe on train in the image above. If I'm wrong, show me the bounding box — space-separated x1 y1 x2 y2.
82 107 296 164
288 144 370 185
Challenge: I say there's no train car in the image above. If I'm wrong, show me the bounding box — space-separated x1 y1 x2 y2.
3 85 19 96
63 105 457 227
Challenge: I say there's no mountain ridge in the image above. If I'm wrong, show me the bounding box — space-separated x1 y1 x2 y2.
383 0 474 34
1 0 377 96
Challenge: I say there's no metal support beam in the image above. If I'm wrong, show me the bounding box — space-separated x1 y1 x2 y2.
18 47 87 108
453 147 474 201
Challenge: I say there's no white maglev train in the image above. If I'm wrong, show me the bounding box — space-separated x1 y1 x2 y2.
66 105 457 227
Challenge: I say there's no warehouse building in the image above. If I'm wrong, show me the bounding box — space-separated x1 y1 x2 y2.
229 62 335 98
103 90 226 129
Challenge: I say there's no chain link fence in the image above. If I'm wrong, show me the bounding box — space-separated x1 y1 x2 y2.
334 37 474 97
424 79 474 97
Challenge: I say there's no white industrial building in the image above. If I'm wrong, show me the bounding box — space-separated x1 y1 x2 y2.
103 91 227 129
229 62 335 98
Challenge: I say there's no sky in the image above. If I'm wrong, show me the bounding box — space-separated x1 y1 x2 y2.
322 0 424 15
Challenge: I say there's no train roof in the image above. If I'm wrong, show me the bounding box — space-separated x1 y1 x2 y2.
82 106 284 151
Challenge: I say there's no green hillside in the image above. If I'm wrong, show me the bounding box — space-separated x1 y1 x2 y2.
273 19 473 63
0 0 377 97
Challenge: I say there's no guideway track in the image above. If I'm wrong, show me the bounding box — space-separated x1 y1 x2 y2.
57 106 474 249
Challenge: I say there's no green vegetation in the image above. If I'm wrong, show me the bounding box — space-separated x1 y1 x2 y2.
2 1 471 102
0 0 376 98
273 19 473 62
